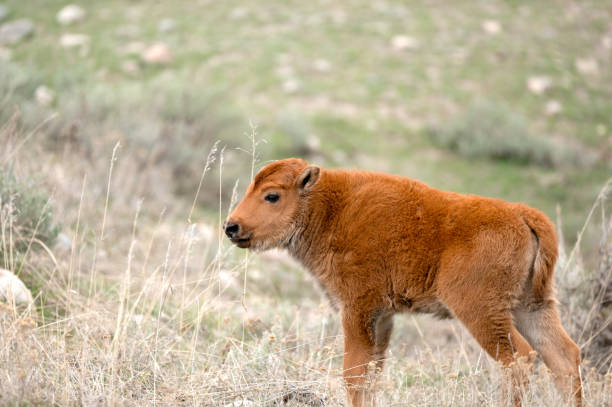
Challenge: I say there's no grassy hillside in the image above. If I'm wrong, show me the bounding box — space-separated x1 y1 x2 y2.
0 0 611 405
1 0 611 236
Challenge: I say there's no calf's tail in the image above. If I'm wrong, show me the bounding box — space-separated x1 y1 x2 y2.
515 203 558 303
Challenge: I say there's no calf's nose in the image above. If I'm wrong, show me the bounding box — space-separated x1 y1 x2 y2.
224 222 240 238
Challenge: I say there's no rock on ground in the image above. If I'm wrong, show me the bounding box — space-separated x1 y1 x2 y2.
526 75 552 95
59 33 90 56
282 78 301 93
575 57 599 75
313 58 331 72
0 269 33 305
0 19 34 45
391 34 418 51
482 20 502 35
59 33 89 48
57 4 86 25
35 85 54 106
141 42 172 65
545 100 562 116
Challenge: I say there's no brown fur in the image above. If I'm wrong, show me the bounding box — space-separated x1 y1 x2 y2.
225 158 582 406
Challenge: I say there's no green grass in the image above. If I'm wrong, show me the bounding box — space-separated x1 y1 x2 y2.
2 0 610 245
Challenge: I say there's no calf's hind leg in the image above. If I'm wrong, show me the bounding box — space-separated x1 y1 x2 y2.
513 305 582 406
440 291 535 405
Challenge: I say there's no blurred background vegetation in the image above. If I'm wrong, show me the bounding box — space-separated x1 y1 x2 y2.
0 0 610 242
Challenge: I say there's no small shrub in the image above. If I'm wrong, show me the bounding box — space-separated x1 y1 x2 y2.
151 82 246 200
272 110 316 157
0 167 60 268
2 64 250 207
429 101 573 168
0 63 44 125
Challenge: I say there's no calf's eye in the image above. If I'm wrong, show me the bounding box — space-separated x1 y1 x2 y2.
265 193 280 203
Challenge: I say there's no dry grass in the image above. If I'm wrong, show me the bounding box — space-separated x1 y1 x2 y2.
557 179 612 375
0 119 611 407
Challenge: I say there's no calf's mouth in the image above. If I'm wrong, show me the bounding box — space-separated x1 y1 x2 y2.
231 234 252 248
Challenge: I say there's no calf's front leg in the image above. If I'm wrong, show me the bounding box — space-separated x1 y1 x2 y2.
342 309 393 407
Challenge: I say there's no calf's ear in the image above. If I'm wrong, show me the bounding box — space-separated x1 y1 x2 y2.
296 166 320 192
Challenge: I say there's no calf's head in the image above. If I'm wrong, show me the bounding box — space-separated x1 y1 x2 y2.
225 158 320 251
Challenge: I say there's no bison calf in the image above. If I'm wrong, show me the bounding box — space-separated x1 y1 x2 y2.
225 158 582 406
